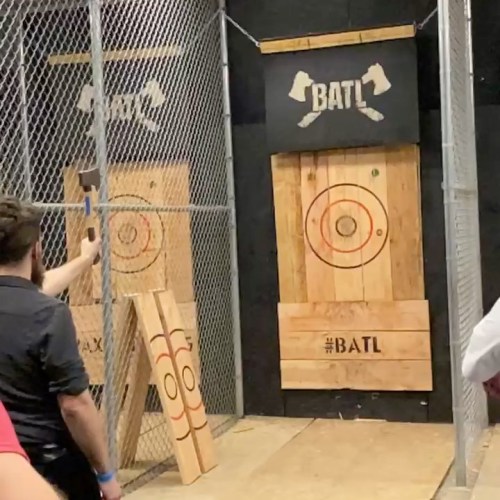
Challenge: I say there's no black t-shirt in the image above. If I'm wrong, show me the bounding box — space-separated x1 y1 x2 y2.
0 276 89 448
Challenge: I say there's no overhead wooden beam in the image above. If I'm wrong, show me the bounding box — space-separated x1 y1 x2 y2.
48 44 182 66
260 24 416 55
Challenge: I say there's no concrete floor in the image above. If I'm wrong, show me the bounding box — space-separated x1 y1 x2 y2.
126 417 455 500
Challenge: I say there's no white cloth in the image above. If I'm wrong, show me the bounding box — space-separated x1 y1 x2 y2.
463 298 500 383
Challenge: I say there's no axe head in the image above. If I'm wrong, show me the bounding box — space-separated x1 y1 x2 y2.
78 167 100 191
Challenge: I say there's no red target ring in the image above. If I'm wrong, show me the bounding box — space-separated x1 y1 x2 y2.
109 212 152 260
305 183 389 270
107 194 165 274
319 199 374 254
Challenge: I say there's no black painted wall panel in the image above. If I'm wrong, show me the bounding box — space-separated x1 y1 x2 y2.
227 0 458 422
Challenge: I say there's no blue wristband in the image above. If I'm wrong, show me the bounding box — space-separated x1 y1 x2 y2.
96 471 115 484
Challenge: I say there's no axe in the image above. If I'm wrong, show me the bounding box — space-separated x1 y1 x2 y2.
78 167 101 265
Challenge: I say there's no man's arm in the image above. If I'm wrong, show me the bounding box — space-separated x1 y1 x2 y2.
40 304 121 500
42 238 101 297
58 390 111 473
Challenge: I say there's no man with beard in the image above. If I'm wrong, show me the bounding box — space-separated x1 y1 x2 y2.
0 196 121 500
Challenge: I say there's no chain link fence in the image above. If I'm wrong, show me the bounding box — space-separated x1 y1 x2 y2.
438 0 487 487
0 0 241 490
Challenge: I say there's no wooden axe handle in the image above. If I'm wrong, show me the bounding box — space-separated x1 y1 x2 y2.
83 187 100 265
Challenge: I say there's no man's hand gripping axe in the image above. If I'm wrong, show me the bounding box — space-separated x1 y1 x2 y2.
78 167 101 265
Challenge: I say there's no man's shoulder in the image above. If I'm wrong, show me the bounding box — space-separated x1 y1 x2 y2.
22 292 69 321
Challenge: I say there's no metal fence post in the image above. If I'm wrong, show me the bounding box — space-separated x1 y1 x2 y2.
438 0 486 486
88 0 117 467
219 0 244 418
18 21 32 201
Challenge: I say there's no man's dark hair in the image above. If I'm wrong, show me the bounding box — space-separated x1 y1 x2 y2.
0 196 43 265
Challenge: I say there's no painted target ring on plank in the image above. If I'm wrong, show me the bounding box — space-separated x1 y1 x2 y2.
305 183 389 270
108 194 165 274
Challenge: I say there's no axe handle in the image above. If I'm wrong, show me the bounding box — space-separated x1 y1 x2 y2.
83 186 100 265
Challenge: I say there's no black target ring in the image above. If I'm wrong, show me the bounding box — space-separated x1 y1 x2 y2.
304 183 389 270
164 373 178 401
182 366 196 392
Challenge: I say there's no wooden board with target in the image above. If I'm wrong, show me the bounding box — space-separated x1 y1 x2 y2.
271 145 432 391
63 163 199 384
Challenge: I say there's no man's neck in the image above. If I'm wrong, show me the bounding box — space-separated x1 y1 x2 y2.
0 265 31 281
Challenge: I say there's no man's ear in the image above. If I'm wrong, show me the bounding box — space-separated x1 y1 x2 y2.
32 241 42 260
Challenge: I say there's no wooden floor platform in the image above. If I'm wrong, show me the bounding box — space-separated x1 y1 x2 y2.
126 417 454 499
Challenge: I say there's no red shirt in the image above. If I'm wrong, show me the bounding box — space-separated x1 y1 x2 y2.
0 402 28 460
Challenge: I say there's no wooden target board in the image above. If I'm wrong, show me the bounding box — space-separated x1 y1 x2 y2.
271 145 432 391
63 163 200 384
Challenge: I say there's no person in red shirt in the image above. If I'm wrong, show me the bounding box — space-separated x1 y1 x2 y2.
0 401 59 499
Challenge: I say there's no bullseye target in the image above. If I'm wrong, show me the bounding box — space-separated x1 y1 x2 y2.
305 183 389 269
109 194 164 274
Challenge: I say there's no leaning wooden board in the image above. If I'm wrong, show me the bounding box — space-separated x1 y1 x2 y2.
156 291 217 473
133 292 201 485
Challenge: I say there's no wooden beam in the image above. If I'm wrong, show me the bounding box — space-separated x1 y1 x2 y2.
260 24 416 55
48 44 182 66
280 359 433 391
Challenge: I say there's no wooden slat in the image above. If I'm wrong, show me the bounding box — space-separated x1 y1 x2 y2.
279 301 430 332
163 165 195 303
119 337 151 468
260 25 416 54
280 359 433 390
134 293 201 485
156 291 217 474
92 165 167 300
301 152 336 302
48 45 182 65
70 302 128 384
178 302 201 379
356 147 393 300
328 150 364 301
279 330 431 360
271 154 307 302
386 145 425 299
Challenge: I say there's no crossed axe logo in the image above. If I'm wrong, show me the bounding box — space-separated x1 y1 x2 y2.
288 63 392 128
77 79 166 137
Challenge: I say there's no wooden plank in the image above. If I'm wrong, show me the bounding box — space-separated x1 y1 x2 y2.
48 45 182 65
163 164 195 303
92 165 167 299
279 301 430 332
356 147 393 300
271 154 307 302
279 330 431 360
70 303 128 384
119 337 151 469
156 291 217 474
113 299 138 407
178 302 201 380
280 360 433 390
386 145 425 299
260 25 416 54
327 149 364 300
300 152 336 302
134 293 201 485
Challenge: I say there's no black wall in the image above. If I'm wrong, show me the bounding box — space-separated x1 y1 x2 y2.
227 0 500 423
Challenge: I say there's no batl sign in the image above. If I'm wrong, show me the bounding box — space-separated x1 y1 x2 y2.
264 37 419 153
76 79 167 136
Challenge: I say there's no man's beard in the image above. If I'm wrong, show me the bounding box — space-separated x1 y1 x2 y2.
31 256 46 289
